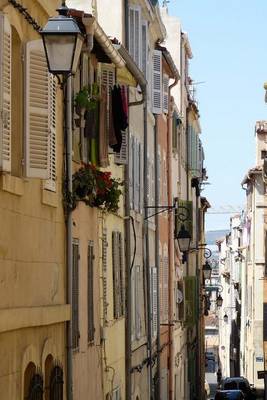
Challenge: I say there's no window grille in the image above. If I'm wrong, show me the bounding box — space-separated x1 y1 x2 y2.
49 365 63 400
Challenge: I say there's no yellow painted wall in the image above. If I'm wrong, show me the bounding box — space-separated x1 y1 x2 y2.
0 1 67 398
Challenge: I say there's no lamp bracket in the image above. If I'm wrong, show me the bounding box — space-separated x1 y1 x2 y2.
144 205 174 220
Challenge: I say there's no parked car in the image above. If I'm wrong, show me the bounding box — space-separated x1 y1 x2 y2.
214 390 245 399
220 377 256 399
205 351 215 360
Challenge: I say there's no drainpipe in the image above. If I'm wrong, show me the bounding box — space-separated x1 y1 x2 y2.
154 115 161 400
66 75 73 400
143 99 153 400
167 81 178 400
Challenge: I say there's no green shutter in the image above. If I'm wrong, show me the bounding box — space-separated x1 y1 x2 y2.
184 276 197 327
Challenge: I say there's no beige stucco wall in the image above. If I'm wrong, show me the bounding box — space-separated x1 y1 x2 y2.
0 1 68 399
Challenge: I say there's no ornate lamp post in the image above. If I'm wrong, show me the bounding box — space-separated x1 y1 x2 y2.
40 3 84 400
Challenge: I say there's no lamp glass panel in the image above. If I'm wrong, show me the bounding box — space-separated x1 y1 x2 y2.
72 35 84 74
178 237 190 253
44 34 76 73
203 269 211 280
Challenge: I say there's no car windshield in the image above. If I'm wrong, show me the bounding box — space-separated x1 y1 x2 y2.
239 382 248 393
224 381 238 390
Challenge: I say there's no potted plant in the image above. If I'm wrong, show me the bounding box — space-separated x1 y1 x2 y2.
74 87 90 127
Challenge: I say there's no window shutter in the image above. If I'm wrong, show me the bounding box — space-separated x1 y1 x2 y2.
157 149 161 205
129 135 134 209
0 14 11 172
101 64 115 148
128 7 141 67
102 228 108 323
163 254 169 322
139 143 143 213
141 21 148 78
25 40 50 179
112 231 124 318
135 265 142 339
152 50 162 114
163 74 169 114
44 75 57 191
72 241 80 349
88 241 95 342
134 138 140 212
118 232 125 316
114 129 128 165
150 267 158 337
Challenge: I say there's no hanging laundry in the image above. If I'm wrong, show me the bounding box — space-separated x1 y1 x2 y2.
99 85 109 167
110 85 128 153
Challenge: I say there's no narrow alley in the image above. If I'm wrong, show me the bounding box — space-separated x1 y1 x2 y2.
0 0 266 400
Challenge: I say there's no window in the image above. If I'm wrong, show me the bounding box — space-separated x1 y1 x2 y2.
24 363 43 400
102 228 108 323
0 14 11 173
25 39 57 188
162 251 168 322
152 50 162 114
11 26 23 177
130 137 142 212
128 6 141 68
141 21 148 77
162 74 169 114
112 231 124 319
49 365 64 400
150 266 158 337
72 241 80 349
134 265 142 339
88 240 95 342
262 150 267 159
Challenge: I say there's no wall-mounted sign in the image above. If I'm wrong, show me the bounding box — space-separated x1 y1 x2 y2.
256 356 264 363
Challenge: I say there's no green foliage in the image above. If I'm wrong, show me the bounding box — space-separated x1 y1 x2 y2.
72 164 123 213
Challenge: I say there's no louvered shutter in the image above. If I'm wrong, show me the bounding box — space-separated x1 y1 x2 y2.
101 64 115 148
134 138 139 212
163 253 169 322
0 14 11 172
163 74 169 114
141 21 148 78
152 50 162 114
135 265 142 339
88 240 95 342
25 40 50 179
102 228 108 323
81 53 89 162
150 267 158 337
114 129 128 165
118 232 125 316
157 149 161 205
128 6 141 68
139 143 143 213
129 135 134 209
44 75 57 191
112 231 124 318
72 241 80 349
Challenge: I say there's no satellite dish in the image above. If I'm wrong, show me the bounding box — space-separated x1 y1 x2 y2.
177 289 183 304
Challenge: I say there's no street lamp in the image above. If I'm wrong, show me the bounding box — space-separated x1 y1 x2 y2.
40 0 84 75
203 260 212 281
223 313 228 323
216 294 223 308
176 224 191 253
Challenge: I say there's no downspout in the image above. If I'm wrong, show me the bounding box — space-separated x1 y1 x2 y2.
154 115 161 400
144 98 153 400
66 75 73 400
167 77 179 400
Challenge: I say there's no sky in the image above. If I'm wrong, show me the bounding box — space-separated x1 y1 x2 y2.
167 0 267 231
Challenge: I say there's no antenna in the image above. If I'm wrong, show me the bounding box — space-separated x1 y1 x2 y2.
162 0 170 6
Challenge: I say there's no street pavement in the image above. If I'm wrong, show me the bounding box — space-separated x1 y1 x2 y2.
206 372 218 399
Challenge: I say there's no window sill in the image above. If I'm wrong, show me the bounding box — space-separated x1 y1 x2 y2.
0 174 24 196
42 189 58 208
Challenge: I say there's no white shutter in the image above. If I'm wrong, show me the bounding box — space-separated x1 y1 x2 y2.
152 50 162 114
101 64 115 150
139 143 143 213
141 21 148 78
134 138 140 212
163 253 169 322
25 40 49 179
114 130 128 165
0 14 11 172
150 267 158 337
135 265 141 339
163 74 169 114
129 6 141 67
129 135 134 209
44 75 57 191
